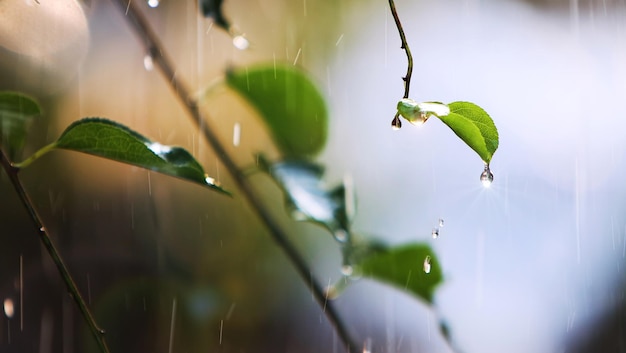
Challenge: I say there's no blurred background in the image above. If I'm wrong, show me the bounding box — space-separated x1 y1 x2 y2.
1 0 626 352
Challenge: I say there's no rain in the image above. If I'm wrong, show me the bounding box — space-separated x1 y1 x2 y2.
0 0 626 352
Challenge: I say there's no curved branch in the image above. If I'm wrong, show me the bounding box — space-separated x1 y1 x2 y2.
389 0 413 99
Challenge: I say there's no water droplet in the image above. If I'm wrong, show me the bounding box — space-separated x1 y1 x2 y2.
341 265 353 276
3 298 14 318
232 35 249 50
232 122 241 147
39 226 45 232
480 164 494 188
147 0 159 8
408 111 429 126
391 114 402 130
362 337 372 353
324 285 338 300
431 228 439 239
439 218 444 227
99 329 107 335
290 209 307 221
143 54 154 71
423 255 431 274
333 229 348 243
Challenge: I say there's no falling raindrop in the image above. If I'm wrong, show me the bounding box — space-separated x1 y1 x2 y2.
232 35 249 50
480 164 494 188
147 0 159 8
333 229 348 243
438 218 444 227
391 114 402 130
341 265 353 276
3 298 14 318
143 54 154 71
232 122 241 147
423 256 431 274
431 228 439 239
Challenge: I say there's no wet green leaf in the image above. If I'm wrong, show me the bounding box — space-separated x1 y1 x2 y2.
226 64 328 158
198 0 229 30
437 101 499 164
0 92 41 161
357 243 443 303
259 155 349 239
53 118 229 195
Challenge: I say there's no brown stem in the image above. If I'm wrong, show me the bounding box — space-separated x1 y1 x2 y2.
109 1 360 352
389 0 414 99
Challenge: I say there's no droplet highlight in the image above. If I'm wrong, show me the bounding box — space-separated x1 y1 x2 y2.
143 54 154 71
3 298 14 318
232 35 249 50
341 265 353 276
147 0 159 8
431 228 439 239
408 111 429 126
423 256 431 274
232 122 241 147
363 337 372 353
438 218 444 227
333 229 348 243
480 164 494 188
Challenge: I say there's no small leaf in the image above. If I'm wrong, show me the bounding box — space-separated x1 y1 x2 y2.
357 243 443 303
397 98 449 126
54 118 229 195
259 155 349 239
0 92 41 161
436 101 499 164
198 0 230 30
226 64 328 158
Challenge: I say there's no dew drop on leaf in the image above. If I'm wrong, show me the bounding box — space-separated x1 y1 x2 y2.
143 54 154 71
431 228 439 239
480 164 494 188
423 255 431 274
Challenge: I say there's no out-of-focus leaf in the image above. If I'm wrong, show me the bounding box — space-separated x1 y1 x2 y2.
437 101 499 164
18 118 229 195
0 92 41 161
259 155 349 240
198 0 230 30
357 243 443 303
226 64 328 158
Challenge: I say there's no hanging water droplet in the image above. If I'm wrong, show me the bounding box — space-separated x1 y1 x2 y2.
39 226 45 232
408 111 429 126
423 255 431 274
391 114 402 130
232 35 249 50
333 229 348 243
147 0 159 8
480 164 494 188
99 329 107 335
3 298 14 318
431 228 439 239
341 265 353 276
143 54 154 71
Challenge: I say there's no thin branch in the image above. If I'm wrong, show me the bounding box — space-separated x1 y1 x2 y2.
0 150 110 353
109 1 360 352
389 0 413 99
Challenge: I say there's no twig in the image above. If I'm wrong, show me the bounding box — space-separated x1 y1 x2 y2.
0 150 110 353
389 0 413 99
109 1 360 352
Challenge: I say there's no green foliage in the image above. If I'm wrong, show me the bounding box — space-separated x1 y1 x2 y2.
18 118 229 195
0 92 41 161
437 101 499 164
258 155 350 239
226 64 328 158
357 243 443 303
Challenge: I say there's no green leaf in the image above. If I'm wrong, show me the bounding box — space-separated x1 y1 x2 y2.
0 92 41 161
51 118 229 195
226 64 328 158
436 101 499 164
259 155 350 241
357 243 443 303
